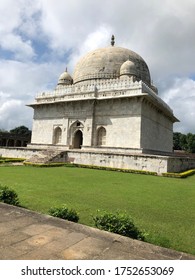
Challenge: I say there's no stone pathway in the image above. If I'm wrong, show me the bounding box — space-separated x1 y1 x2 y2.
0 203 194 260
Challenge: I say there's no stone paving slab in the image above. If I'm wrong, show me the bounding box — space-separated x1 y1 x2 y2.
0 203 194 260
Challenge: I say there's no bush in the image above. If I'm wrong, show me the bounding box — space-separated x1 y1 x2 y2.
0 157 25 164
162 169 195 178
68 163 157 176
4 158 25 163
24 162 65 167
48 205 79 222
0 185 20 206
93 211 145 241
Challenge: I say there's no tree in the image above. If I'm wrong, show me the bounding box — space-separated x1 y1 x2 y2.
186 133 195 153
173 132 195 153
179 133 187 151
173 132 182 150
9 126 31 136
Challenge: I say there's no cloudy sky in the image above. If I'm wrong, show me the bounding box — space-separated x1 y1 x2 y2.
0 0 195 133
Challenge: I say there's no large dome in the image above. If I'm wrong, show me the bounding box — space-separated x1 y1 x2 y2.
73 46 151 85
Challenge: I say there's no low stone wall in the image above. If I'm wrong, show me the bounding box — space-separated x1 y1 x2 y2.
167 156 195 173
66 151 169 174
0 147 41 159
66 151 195 174
1 147 195 174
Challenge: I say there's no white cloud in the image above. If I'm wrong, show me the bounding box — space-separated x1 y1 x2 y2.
0 89 33 130
0 0 22 32
39 0 106 52
0 34 35 61
69 25 113 72
0 59 64 130
0 98 22 128
162 78 195 133
0 0 39 61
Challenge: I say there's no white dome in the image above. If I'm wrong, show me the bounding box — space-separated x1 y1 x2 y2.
73 46 151 85
120 60 137 76
57 70 73 86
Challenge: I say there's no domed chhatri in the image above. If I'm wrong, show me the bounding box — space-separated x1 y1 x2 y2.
57 68 73 87
73 46 151 86
120 60 138 78
29 35 180 174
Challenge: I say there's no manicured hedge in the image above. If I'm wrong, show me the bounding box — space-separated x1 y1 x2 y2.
162 169 195 178
23 161 158 175
24 162 66 167
0 157 25 163
66 163 158 176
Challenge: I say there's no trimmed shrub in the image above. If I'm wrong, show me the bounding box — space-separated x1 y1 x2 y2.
162 169 195 178
0 185 20 206
4 158 25 163
93 211 145 241
48 205 79 222
0 157 25 164
65 163 158 176
23 161 158 175
24 162 66 167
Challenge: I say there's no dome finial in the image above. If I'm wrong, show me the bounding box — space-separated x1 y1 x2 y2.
111 35 115 46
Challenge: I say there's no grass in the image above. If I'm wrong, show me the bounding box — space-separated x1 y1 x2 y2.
0 165 194 255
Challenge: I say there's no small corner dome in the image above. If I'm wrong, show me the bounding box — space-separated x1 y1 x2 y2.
57 70 73 86
120 60 137 77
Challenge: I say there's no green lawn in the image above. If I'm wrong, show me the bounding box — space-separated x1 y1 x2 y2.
0 165 194 255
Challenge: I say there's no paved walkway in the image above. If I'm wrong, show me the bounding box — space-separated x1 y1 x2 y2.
0 203 194 260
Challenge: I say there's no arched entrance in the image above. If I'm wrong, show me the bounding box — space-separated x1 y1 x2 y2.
73 130 83 149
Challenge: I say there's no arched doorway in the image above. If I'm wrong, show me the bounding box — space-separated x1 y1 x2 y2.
73 130 83 149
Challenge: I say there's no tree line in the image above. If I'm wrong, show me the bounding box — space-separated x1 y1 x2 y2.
0 126 31 136
173 132 195 153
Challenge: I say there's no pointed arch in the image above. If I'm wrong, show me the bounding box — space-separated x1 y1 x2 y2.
97 127 106 146
68 120 84 148
53 127 62 144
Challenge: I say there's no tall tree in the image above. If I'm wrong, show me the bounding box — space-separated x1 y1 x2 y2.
179 133 187 151
173 132 182 150
173 132 195 153
186 133 195 153
9 126 31 136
